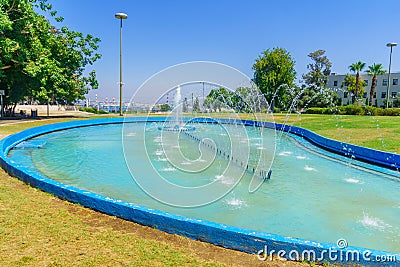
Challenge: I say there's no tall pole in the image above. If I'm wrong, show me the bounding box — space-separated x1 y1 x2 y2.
191 92 194 114
202 82 204 113
0 89 4 118
386 42 397 109
0 95 3 118
115 13 128 116
202 82 205 100
119 18 123 116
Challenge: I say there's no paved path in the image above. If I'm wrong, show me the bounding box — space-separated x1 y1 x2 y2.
0 111 93 126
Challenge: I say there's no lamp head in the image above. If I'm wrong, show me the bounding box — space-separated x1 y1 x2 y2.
386 42 398 47
115 13 128 19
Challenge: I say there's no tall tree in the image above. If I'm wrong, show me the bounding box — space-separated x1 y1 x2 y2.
349 61 366 101
341 74 366 104
366 63 386 106
0 0 101 114
302 50 332 91
252 47 296 109
203 88 232 112
300 50 338 108
193 97 200 112
204 87 266 113
182 97 188 112
393 95 400 108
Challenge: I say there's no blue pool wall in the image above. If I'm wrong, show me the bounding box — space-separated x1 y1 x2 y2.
0 117 399 266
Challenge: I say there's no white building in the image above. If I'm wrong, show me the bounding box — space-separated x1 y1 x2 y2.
327 72 400 107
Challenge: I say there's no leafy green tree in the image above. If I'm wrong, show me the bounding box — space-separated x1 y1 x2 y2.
160 103 171 112
203 88 233 112
300 50 338 108
232 86 268 113
393 95 400 108
366 63 386 106
0 0 101 114
203 87 268 113
252 47 296 109
233 87 252 112
295 86 339 109
349 61 366 101
302 50 332 91
182 97 188 112
341 74 366 104
193 97 200 112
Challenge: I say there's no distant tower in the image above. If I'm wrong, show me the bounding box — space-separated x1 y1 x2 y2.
95 94 99 111
166 93 169 105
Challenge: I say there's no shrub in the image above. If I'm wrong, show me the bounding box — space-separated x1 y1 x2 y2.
97 109 108 114
304 105 400 116
363 106 377 116
273 107 281 113
343 104 364 115
381 108 400 116
305 107 327 114
79 107 108 114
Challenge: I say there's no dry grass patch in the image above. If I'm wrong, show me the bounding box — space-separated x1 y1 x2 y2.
0 167 312 267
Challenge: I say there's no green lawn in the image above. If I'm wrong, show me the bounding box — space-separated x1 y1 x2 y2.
272 114 400 154
184 112 399 153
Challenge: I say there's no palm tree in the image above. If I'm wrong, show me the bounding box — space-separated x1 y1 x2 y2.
366 63 386 106
349 61 366 101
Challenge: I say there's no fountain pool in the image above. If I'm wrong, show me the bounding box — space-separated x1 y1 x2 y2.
2 117 400 265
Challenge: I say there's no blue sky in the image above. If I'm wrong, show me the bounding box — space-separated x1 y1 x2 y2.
47 0 400 102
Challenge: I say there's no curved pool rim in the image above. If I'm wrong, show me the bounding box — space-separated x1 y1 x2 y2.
0 117 399 266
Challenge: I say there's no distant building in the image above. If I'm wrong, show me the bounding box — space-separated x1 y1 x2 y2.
327 72 400 107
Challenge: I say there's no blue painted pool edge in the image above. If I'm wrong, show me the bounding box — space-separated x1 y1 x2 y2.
0 117 399 267
275 123 400 171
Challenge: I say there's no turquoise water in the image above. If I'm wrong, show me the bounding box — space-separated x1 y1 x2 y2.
8 122 400 253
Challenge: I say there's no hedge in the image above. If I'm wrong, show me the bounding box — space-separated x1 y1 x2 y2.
79 107 108 114
305 105 400 116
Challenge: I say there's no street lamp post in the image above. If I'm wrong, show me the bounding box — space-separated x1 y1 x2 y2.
202 82 204 113
115 12 128 116
386 42 397 109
